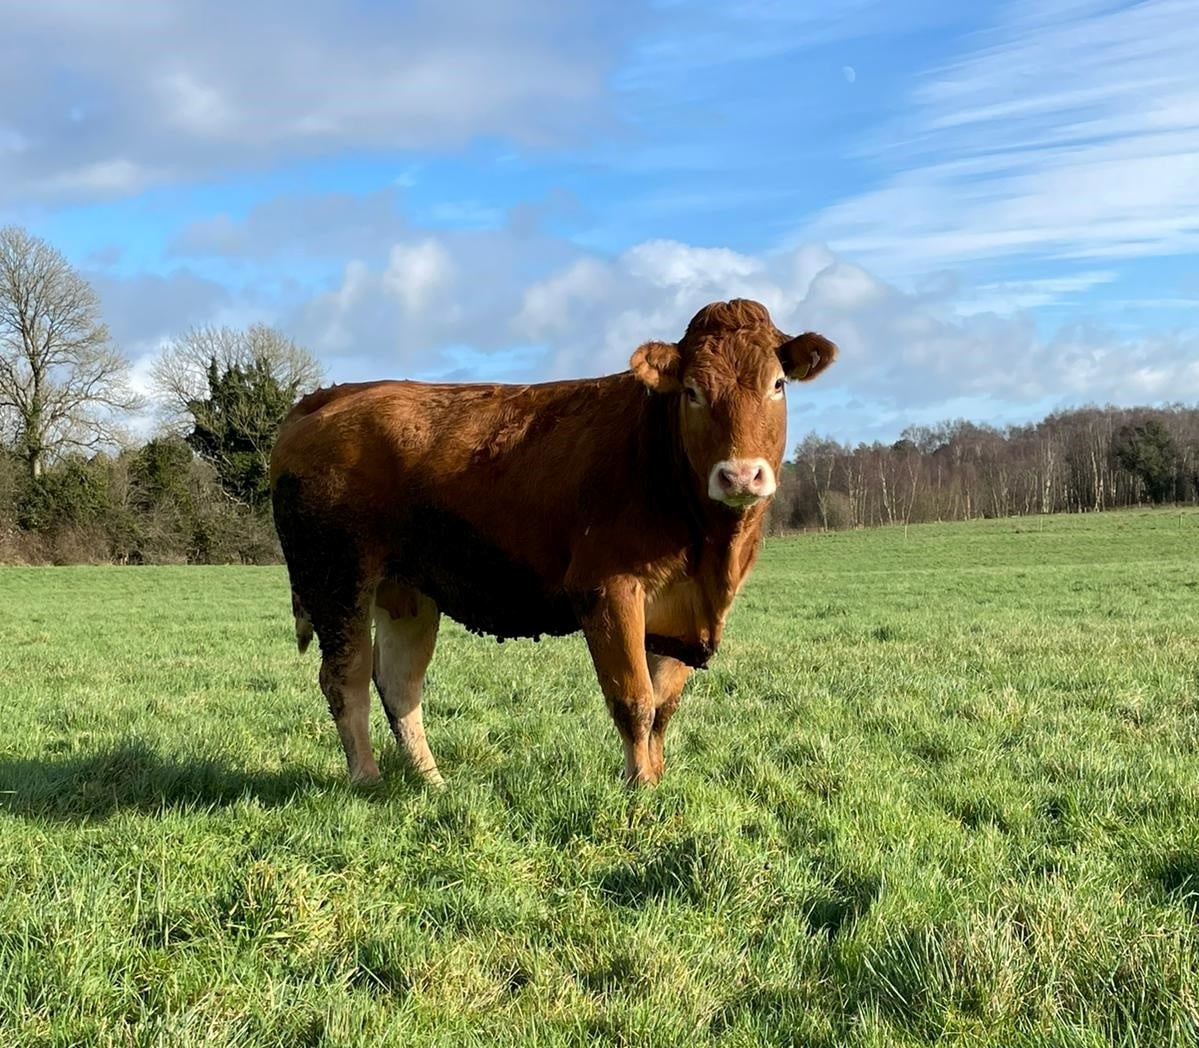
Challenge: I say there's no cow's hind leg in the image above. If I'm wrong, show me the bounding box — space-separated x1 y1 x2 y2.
373 581 444 786
273 472 378 784
315 605 380 786
647 653 691 781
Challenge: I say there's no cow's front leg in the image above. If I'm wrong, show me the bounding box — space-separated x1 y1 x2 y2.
580 577 658 786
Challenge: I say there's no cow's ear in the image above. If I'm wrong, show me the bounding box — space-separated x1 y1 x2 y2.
630 340 683 393
777 332 837 382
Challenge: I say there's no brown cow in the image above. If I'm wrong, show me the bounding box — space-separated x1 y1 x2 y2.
269 298 836 787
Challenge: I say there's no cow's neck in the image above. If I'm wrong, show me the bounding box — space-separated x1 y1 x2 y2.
638 394 767 666
695 499 764 613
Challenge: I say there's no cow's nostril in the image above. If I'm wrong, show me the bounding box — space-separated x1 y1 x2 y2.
717 466 736 490
752 466 764 484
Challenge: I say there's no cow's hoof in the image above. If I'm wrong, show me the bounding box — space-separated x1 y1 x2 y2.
624 769 661 788
350 769 384 788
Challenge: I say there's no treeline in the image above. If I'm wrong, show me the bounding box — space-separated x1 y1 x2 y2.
0 224 323 564
0 438 281 565
771 406 1199 532
0 326 321 564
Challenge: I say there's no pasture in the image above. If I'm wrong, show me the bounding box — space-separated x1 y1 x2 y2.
2 509 1198 1046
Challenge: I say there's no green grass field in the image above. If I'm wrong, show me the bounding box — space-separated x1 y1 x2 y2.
2 509 1199 1046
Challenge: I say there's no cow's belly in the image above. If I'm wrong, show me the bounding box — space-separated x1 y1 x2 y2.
386 506 579 642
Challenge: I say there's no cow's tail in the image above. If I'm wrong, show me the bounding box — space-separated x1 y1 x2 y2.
292 590 314 654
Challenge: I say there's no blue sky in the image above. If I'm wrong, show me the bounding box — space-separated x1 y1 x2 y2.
2 0 1197 445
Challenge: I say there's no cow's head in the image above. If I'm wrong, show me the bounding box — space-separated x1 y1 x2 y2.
630 299 837 510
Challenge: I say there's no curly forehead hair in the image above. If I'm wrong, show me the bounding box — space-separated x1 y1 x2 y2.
681 299 780 345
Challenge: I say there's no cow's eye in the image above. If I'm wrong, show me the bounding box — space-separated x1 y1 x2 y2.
685 385 701 405
773 377 786 395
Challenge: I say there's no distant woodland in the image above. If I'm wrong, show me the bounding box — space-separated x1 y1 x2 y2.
772 406 1199 533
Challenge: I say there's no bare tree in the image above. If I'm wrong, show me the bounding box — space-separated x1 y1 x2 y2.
0 226 142 479
151 322 323 431
794 432 843 530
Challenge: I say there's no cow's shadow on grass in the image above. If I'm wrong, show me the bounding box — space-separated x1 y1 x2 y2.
0 740 352 822
1153 851 1199 914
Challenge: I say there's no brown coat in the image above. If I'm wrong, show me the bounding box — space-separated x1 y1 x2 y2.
270 298 836 786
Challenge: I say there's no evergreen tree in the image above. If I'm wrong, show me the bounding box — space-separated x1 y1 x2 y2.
1114 420 1177 503
185 355 296 510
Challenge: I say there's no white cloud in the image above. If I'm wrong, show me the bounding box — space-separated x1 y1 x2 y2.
157 70 238 137
170 188 413 260
805 262 889 312
621 241 762 289
803 0 1199 272
329 261 373 316
514 258 616 340
44 159 155 195
382 240 455 315
0 0 632 203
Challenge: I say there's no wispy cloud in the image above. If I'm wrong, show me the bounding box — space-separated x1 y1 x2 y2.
954 270 1118 314
804 0 1199 272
